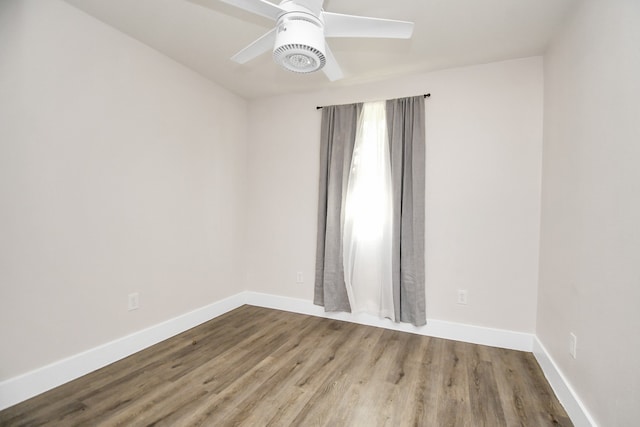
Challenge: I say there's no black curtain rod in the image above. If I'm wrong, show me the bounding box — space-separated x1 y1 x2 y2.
316 93 430 110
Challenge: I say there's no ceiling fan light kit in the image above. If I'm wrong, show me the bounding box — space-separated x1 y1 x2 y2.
273 14 326 73
218 0 414 81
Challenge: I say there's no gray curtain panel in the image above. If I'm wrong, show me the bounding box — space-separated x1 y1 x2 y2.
314 103 362 312
387 96 426 326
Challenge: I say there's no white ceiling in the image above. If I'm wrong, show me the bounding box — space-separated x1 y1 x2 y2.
62 0 580 99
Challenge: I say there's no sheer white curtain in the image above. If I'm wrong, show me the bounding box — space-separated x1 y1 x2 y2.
342 101 394 319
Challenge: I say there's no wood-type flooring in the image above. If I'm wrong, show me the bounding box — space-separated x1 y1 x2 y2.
0 305 572 426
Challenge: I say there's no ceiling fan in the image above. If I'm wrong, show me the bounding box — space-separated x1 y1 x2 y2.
214 0 414 81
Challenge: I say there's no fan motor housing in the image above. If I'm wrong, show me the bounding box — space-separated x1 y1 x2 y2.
273 14 326 73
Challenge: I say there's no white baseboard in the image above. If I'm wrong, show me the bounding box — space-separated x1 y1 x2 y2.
1 290 593 427
0 292 247 411
532 337 598 427
244 292 534 351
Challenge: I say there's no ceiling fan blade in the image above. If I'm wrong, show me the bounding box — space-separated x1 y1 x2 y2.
231 28 277 64
323 12 414 39
292 0 324 15
216 0 284 20
322 44 343 81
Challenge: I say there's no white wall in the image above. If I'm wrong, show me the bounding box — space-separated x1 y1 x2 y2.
538 1 640 425
0 0 248 381
245 57 543 333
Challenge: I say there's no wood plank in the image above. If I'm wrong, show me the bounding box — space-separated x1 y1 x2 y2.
435 339 473 426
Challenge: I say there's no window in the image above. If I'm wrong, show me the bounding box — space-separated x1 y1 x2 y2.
343 101 394 318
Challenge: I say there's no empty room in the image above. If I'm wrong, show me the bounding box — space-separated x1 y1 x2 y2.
0 0 638 425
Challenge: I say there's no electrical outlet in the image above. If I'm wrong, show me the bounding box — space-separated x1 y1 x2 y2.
457 290 468 305
296 272 304 284
569 332 577 359
128 292 139 311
